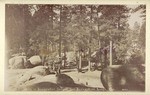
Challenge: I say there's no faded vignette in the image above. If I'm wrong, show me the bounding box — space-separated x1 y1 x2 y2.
0 0 150 95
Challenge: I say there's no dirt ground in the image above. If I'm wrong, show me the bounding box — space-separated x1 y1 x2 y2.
5 68 105 91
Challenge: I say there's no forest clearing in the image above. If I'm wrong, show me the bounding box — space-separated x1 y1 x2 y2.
5 4 145 91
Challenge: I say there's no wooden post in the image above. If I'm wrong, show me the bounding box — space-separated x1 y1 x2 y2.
109 41 113 66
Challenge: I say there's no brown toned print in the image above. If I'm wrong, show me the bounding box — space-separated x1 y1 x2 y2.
5 4 145 91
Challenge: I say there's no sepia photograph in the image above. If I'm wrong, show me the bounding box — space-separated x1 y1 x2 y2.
4 2 147 93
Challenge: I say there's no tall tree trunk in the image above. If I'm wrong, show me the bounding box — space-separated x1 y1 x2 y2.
63 45 67 69
104 48 108 68
97 10 101 48
59 5 62 59
97 10 102 66
88 5 93 71
78 5 83 72
57 5 63 74
117 17 121 29
45 30 48 52
78 51 82 72
109 41 113 66
50 5 53 29
73 42 76 52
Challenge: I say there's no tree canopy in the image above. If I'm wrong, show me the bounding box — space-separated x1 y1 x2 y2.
6 4 146 65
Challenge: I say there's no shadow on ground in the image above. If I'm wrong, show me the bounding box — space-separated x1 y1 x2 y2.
20 82 105 91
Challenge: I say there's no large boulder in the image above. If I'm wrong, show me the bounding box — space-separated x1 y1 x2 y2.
8 56 27 69
100 64 145 91
56 74 75 87
28 55 42 65
16 66 50 86
24 55 42 68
